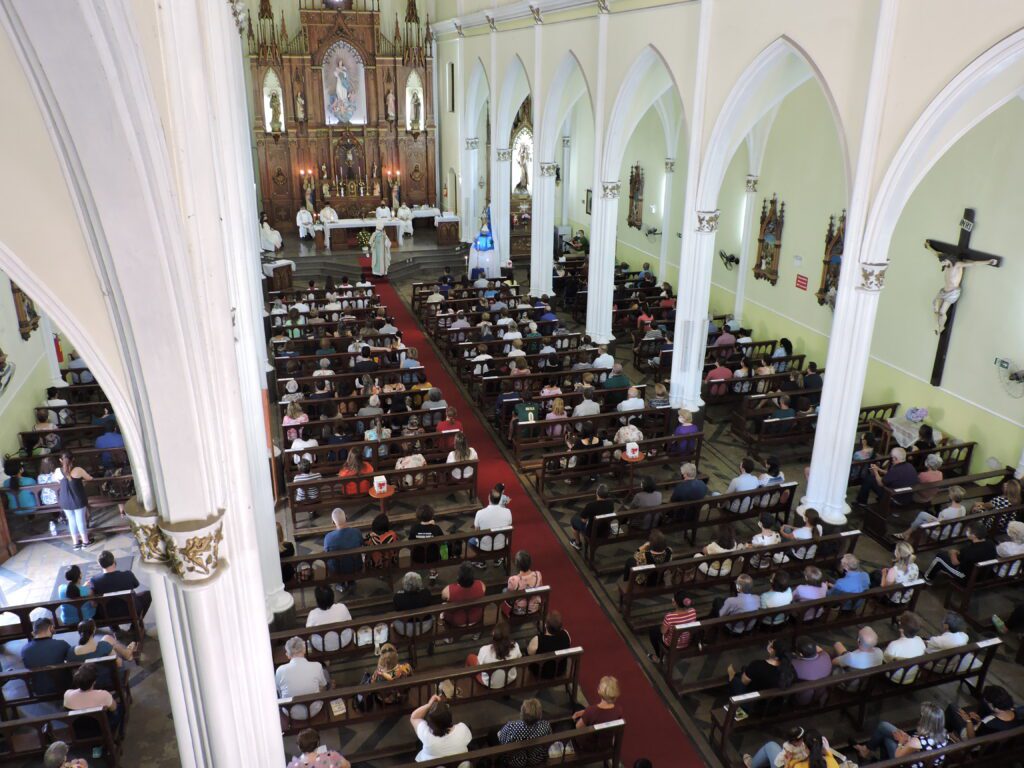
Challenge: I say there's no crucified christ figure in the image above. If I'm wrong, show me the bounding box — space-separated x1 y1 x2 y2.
927 246 998 334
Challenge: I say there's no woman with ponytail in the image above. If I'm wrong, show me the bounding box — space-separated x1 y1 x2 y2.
66 619 138 689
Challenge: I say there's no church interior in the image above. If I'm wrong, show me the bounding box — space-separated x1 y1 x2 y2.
0 1 1023 767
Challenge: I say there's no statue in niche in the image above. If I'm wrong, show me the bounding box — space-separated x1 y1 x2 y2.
410 91 422 129
302 174 315 211
514 144 530 194
320 163 331 198
816 210 845 310
371 162 381 197
753 194 785 285
627 163 644 230
269 91 282 132
391 178 401 211
386 89 397 122
295 90 306 122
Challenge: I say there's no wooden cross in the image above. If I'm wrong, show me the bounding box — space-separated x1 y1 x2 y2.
924 208 1003 386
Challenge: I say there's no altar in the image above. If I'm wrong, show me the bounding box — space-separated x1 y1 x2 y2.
324 219 402 249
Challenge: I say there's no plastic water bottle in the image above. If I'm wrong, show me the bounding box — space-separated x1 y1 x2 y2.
49 520 58 537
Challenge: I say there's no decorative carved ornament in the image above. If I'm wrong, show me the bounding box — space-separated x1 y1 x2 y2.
562 136 571 148
753 193 785 285
817 210 846 309
540 162 558 177
125 498 227 587
664 159 675 173
454 22 464 37
601 181 621 199
596 0 610 13
486 15 496 31
696 210 720 233
465 138 479 150
859 262 889 292
530 5 543 24
497 148 513 162
226 0 247 33
745 174 759 193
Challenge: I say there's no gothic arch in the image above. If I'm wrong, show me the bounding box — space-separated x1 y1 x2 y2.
537 51 593 163
697 36 851 211
464 56 490 139
495 53 532 147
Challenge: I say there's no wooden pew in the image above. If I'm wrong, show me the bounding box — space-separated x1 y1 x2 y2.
12 447 130 478
944 550 1024 629
284 366 427 398
450 332 582 362
0 708 122 767
663 352 807 383
534 433 708 502
273 348 408 377
434 321 562 357
269 586 550 668
0 657 128 719
456 350 595 393
494 385 645 434
617 529 861 629
855 727 1024 768
914 503 1024 552
578 481 798 570
17 423 107 451
848 441 976 488
0 591 147 648
511 407 675 469
276 647 583 735
862 467 1014 542
699 369 824 411
1 474 136 522
477 368 614 410
662 581 926 694
281 430 464 481
708 638 1002 765
281 528 514 611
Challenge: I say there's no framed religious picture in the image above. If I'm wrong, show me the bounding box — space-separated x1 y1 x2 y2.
10 282 39 340
816 210 845 309
585 189 592 216
627 163 644 229
753 193 785 285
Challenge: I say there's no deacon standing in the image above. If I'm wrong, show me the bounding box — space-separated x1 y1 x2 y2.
369 220 392 278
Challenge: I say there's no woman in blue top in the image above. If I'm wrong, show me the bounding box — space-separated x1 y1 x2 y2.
772 338 794 372
66 619 137 690
57 565 97 626
2 459 37 515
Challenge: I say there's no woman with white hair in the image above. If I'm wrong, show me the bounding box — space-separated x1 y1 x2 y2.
912 453 944 504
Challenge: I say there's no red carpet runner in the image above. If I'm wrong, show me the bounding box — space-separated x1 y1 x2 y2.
374 278 703 766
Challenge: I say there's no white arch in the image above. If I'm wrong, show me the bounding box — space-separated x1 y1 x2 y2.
697 36 851 210
496 53 532 146
863 28 1024 265
537 51 592 162
602 45 684 181
463 57 490 139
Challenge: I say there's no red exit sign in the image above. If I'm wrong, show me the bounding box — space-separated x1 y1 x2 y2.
795 274 808 291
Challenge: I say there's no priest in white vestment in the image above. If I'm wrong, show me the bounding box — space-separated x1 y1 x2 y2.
369 220 391 277
319 204 339 224
296 208 315 239
396 203 414 237
375 199 392 220
259 212 283 252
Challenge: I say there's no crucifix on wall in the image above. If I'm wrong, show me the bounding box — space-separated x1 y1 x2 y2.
924 207 1003 386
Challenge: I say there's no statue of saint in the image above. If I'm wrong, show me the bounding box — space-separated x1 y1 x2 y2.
410 91 422 128
269 91 282 132
386 89 396 121
391 180 401 212
514 144 530 194
295 90 306 122
302 175 315 212
320 164 331 199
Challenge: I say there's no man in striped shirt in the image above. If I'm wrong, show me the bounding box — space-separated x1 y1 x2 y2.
647 590 697 661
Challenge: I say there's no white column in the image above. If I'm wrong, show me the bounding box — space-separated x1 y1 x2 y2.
732 174 759 323
1016 445 1024 479
530 162 557 296
671 211 719 411
560 135 572 227
658 159 675 281
39 314 67 387
801 0 899 526
586 181 620 343
462 138 480 242
493 148 512 266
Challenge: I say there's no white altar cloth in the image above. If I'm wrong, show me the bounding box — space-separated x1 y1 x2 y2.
324 218 405 249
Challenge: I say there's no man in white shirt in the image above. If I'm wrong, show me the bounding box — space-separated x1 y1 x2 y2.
296 207 315 239
375 199 392 220
925 611 969 652
883 611 927 683
44 387 71 425
592 345 614 370
396 202 414 237
833 626 884 670
424 285 444 304
275 636 328 719
319 204 339 224
726 457 760 513
470 345 493 375
573 387 601 426
66 352 95 385
616 387 646 417
471 487 512 567
449 311 471 330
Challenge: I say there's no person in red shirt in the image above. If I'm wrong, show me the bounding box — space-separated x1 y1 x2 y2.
573 676 624 751
434 406 464 451
704 362 734 396
647 590 697 661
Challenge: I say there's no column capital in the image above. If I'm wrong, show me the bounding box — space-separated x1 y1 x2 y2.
539 162 558 177
562 136 571 148
496 148 513 162
226 1 246 33
465 137 479 150
858 262 889 292
664 158 676 173
695 209 720 233
485 14 496 31
601 180 621 199
745 174 759 192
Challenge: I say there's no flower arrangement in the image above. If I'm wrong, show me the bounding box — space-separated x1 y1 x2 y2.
905 407 928 423
356 230 371 248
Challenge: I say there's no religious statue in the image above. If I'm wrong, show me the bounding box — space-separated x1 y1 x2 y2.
816 211 845 310
514 144 530 194
359 181 366 197
753 194 785 285
373 177 381 197
294 89 306 122
320 163 331 199
410 90 422 128
410 163 424 183
369 220 392 277
302 174 315 212
332 63 354 121
929 249 998 334
386 89 397 121
391 179 401 211
627 163 644 230
269 91 282 132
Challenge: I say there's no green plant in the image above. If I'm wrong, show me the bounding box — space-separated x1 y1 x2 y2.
356 230 371 248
